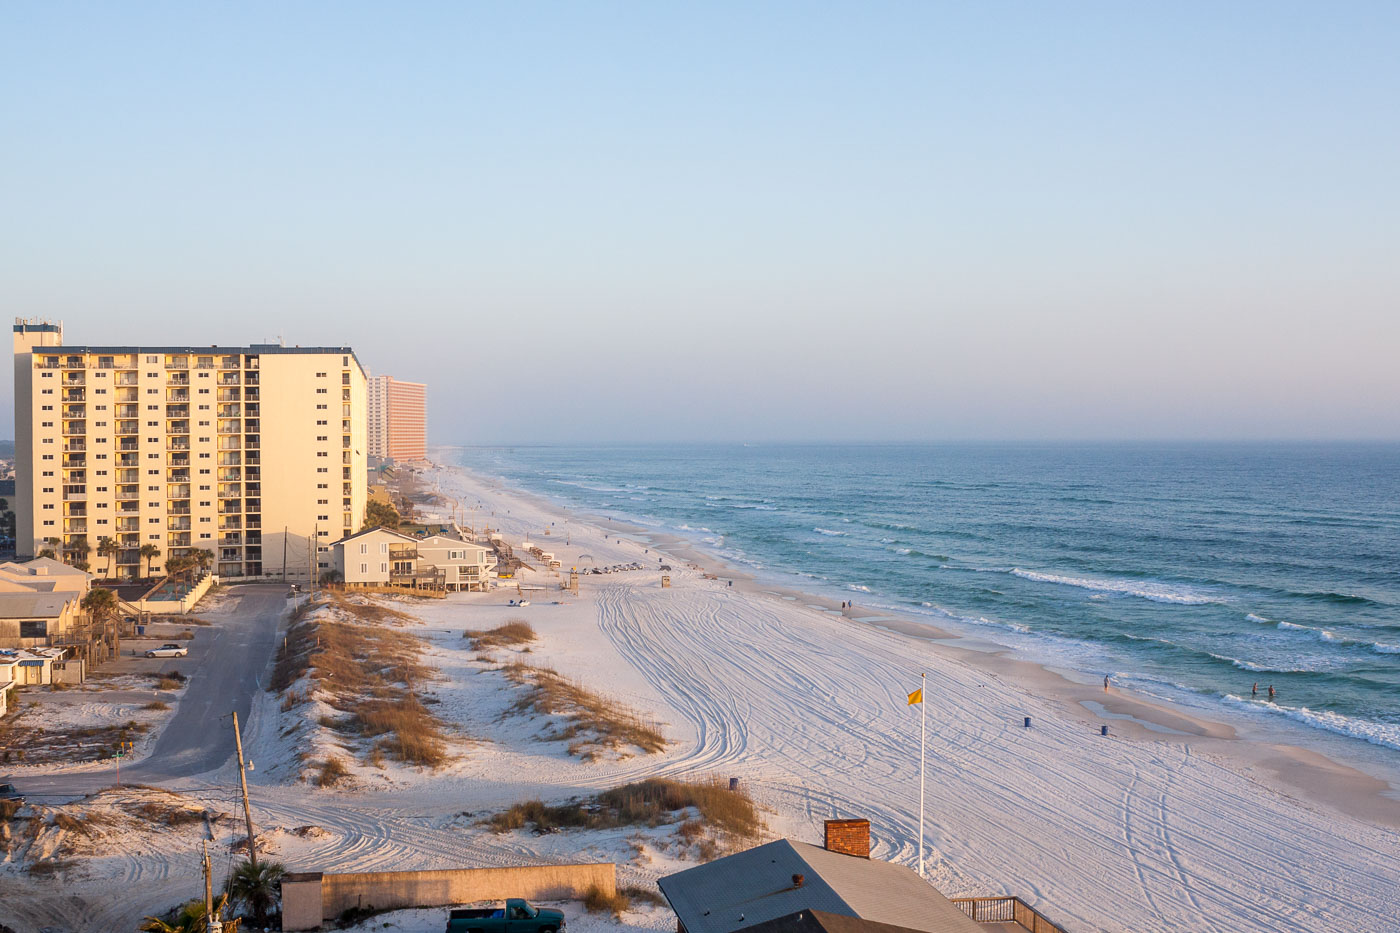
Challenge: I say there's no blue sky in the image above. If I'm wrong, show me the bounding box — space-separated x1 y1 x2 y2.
3 2 1398 442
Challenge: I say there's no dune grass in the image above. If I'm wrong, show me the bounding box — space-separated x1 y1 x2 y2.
488 776 760 845
464 619 536 648
271 605 449 768
502 661 665 760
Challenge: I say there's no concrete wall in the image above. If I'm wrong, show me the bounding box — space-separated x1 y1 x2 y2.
282 862 616 931
51 659 85 684
136 572 217 614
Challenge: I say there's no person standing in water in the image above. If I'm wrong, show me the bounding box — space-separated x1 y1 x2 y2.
1252 682 1258 697
1268 685 1276 700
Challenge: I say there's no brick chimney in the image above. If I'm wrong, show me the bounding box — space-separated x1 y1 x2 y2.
823 818 870 858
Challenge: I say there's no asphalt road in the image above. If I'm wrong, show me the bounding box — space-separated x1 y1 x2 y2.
14 583 291 797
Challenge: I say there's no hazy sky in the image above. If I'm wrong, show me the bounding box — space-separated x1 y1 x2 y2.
4 2 1398 443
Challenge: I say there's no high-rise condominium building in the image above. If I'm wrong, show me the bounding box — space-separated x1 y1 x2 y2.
12 320 367 582
366 374 427 461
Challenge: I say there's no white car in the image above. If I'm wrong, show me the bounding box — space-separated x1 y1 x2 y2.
145 644 189 658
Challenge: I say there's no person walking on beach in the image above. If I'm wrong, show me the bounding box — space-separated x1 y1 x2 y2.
1104 674 1111 691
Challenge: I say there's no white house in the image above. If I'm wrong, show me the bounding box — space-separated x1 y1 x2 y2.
415 535 497 592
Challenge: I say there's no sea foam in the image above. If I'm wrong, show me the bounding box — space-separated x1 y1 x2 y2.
1010 569 1216 605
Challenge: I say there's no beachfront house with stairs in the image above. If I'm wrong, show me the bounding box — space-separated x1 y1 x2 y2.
659 819 1068 933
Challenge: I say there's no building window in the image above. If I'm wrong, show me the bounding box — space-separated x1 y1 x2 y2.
359 563 367 573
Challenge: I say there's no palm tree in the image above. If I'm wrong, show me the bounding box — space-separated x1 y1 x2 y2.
41 536 62 561
139 894 240 932
82 587 117 621
97 536 119 580
140 543 161 580
227 858 285 927
191 547 214 579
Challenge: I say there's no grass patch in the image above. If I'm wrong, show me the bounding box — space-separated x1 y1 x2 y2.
155 678 181 691
271 604 449 769
131 801 206 826
464 619 536 648
173 630 195 640
488 776 760 845
143 700 170 711
0 799 22 821
619 884 667 907
316 757 350 788
584 885 630 915
329 591 416 626
502 662 665 760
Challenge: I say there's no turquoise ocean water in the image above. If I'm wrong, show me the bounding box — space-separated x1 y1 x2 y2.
447 444 1400 758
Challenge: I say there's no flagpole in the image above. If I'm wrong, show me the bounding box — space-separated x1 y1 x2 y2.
919 671 926 878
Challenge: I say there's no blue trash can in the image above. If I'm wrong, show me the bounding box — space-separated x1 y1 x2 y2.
136 624 145 636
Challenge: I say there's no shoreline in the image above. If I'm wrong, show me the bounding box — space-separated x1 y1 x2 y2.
431 453 1400 830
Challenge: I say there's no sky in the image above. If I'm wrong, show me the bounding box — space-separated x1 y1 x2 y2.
3 1 1398 443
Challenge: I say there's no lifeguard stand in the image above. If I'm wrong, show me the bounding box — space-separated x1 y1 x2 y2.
661 575 671 588
568 570 580 595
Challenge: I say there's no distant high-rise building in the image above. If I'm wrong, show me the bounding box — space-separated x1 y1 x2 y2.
366 375 427 462
12 320 367 580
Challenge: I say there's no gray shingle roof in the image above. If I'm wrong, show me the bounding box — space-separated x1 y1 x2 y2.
658 840 982 933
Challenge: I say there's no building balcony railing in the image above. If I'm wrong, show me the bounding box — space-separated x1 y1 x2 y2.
218 502 242 515
167 470 191 483
168 485 191 499
117 421 139 435
63 439 86 452
115 492 139 502
116 373 138 386
118 455 139 468
219 357 241 370
220 533 242 546
168 421 190 435
245 517 262 530
166 359 189 370
218 453 242 466
62 489 87 501
166 405 190 418
244 419 260 433
62 425 87 436
168 533 192 547
218 469 240 482
169 503 191 515
244 436 260 450
167 390 190 402
217 421 241 434
388 547 419 559
116 405 140 418
117 471 139 483
168 454 190 468
218 373 240 385
244 498 260 513
168 439 190 451
167 519 192 532
119 441 140 452
217 405 241 418
218 520 242 532
62 390 85 402
244 387 260 400
64 521 88 534
62 455 86 469
220 549 241 562
167 373 189 386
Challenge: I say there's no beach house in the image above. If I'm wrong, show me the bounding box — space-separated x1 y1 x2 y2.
414 535 497 591
659 820 1068 933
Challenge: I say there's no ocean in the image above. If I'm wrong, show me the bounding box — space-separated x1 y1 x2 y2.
446 443 1400 758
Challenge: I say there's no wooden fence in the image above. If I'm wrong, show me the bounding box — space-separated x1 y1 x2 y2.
951 897 1069 933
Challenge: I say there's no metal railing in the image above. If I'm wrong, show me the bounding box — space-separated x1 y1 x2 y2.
951 898 1068 933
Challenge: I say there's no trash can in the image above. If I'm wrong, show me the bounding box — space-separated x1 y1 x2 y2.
729 777 740 791
136 624 145 636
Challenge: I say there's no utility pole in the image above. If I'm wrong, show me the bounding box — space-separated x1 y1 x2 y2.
281 525 289 583
311 522 319 597
202 838 215 922
231 710 258 869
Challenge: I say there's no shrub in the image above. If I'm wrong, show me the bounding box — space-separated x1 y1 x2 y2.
316 757 349 788
143 700 170 711
463 620 536 648
583 885 630 915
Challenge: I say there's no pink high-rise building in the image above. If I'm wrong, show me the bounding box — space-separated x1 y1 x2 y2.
367 375 427 461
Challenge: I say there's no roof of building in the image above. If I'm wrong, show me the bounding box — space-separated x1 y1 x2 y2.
659 840 983 933
330 526 420 547
0 592 75 619
0 557 91 578
740 909 932 933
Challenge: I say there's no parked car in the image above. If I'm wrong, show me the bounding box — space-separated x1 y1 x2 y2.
145 644 189 658
0 783 23 804
445 899 564 933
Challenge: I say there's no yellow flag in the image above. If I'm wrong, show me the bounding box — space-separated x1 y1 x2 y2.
907 687 923 705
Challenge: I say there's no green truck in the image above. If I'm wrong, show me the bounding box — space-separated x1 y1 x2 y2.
444 899 565 933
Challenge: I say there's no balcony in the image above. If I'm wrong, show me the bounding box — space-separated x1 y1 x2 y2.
167 372 189 386
219 483 242 497
245 517 262 530
218 468 241 482
217 373 240 386
63 503 87 518
167 390 190 402
217 405 241 418
117 420 139 435
168 484 191 499
168 420 190 435
35 358 60 369
220 548 242 562
116 373 138 386
64 520 88 534
218 452 242 466
244 419 260 433
62 423 87 437
62 488 87 502
218 518 242 531
167 518 192 531
245 532 261 546
245 482 261 496
62 405 86 418
219 356 241 370
217 389 241 402
119 440 140 452
245 453 260 466
169 503 191 515
218 438 241 451
218 502 242 515
118 453 139 466
194 359 215 370
388 546 419 560
243 436 260 450
167 533 192 547
217 420 241 434
116 405 140 418
168 454 190 468
244 387 259 401
115 491 139 502
244 498 261 513
165 358 189 370
62 389 85 402
62 454 86 469
63 439 86 452
167 469 191 483
220 533 243 546
168 438 191 451
165 405 190 418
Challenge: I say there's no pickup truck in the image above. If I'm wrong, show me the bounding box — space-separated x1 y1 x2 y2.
445 899 564 933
